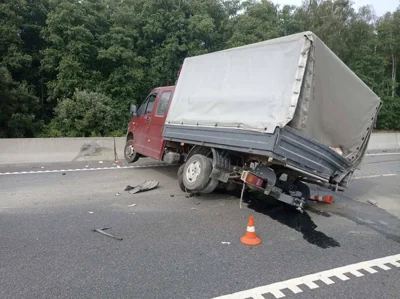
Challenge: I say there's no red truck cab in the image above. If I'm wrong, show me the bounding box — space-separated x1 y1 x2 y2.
125 86 175 163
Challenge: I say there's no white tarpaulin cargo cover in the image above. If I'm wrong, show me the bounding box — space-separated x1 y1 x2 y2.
166 32 381 157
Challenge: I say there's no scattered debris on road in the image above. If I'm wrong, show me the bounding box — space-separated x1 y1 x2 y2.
41 166 44 169
99 161 103 164
93 228 123 241
62 173 66 176
367 199 377 206
115 192 121 197
128 203 137 207
221 242 230 245
88 211 94 214
124 180 159 194
190 208 199 211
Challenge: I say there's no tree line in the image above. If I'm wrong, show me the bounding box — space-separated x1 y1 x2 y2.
1 0 399 138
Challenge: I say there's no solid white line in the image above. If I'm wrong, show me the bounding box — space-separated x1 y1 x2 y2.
366 152 400 156
0 164 173 176
212 253 400 299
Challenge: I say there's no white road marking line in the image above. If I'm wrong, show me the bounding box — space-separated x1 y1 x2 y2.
366 152 400 156
319 277 334 285
212 253 400 299
0 164 173 176
349 270 364 277
335 273 350 281
364 267 378 274
304 281 319 289
354 173 397 179
377 264 391 270
287 285 302 294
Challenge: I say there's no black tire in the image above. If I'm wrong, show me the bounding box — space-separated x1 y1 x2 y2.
177 164 186 192
124 139 140 163
183 154 213 191
199 178 219 194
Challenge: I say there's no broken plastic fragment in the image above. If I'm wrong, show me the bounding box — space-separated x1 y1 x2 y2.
93 228 123 241
128 204 137 207
221 242 230 245
126 181 159 194
125 185 134 191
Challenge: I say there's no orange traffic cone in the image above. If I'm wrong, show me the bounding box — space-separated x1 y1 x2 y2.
311 195 334 204
240 216 262 246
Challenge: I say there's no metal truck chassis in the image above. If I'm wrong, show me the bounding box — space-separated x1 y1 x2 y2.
163 125 353 183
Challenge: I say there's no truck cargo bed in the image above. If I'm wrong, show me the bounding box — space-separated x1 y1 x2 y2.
163 125 353 182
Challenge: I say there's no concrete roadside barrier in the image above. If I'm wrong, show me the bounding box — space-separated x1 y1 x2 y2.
0 138 117 165
0 133 399 165
366 133 400 152
115 137 126 162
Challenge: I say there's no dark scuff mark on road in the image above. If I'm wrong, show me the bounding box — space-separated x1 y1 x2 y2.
246 194 340 249
309 195 400 244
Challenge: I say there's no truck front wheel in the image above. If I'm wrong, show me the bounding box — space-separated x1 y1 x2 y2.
124 140 140 163
177 164 186 192
183 154 212 191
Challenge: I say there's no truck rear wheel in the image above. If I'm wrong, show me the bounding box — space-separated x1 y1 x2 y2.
124 140 140 163
199 178 219 194
183 154 212 191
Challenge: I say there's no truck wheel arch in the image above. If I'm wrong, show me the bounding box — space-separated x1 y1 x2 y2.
186 146 233 184
126 132 134 141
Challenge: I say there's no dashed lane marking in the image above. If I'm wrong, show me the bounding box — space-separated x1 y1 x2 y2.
0 166 397 179
366 152 400 156
212 253 400 299
0 164 172 176
354 173 397 179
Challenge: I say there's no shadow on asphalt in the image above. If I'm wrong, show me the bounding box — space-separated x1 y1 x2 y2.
243 192 341 249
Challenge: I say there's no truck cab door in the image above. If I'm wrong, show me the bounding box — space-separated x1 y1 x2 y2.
142 89 173 160
132 92 157 154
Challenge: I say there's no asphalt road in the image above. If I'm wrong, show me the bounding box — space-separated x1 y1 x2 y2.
0 154 399 299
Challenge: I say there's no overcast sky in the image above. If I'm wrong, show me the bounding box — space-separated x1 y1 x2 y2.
273 0 399 16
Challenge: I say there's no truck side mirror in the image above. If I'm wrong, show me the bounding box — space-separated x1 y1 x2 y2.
130 103 137 117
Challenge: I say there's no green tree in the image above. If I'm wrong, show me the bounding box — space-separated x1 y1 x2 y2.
44 90 119 137
0 0 48 137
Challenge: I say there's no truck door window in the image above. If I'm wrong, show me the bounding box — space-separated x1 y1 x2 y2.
156 91 172 116
137 98 149 117
145 94 157 114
